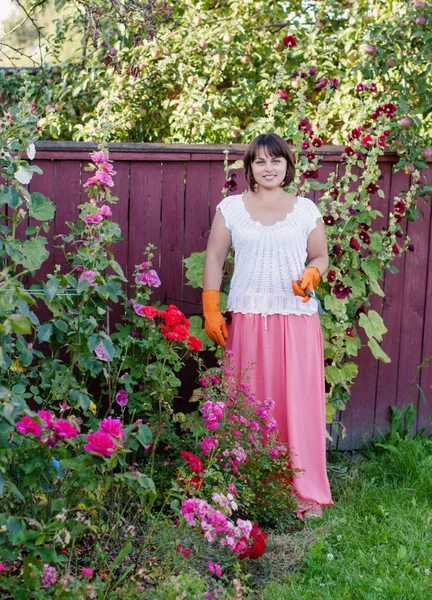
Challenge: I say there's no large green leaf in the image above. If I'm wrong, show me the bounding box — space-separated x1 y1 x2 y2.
136 424 152 448
8 313 32 335
183 251 206 289
368 339 391 363
20 238 49 272
359 310 388 342
44 277 60 301
28 192 56 221
361 257 383 281
341 362 359 382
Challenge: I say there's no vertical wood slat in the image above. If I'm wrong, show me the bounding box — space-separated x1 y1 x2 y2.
23 146 431 449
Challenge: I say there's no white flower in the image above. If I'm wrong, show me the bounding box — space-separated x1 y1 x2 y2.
14 165 34 185
425 568 431 576
327 553 334 560
27 143 36 160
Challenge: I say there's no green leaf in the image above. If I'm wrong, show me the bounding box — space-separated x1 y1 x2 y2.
183 251 206 289
38 323 53 342
361 257 383 281
8 313 32 335
359 310 388 342
368 339 391 363
188 315 210 349
135 424 152 448
77 279 89 294
326 402 337 424
87 333 100 352
325 365 342 383
7 516 25 545
0 186 20 209
137 474 156 493
20 238 50 272
54 319 68 332
44 277 60 301
389 265 399 274
100 337 115 361
28 192 56 221
108 260 127 281
341 362 359 382
110 539 132 568
219 291 228 312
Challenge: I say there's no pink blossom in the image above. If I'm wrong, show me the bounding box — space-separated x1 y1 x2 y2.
84 431 117 457
16 416 43 437
101 162 116 175
228 483 237 494
201 437 218 456
83 170 114 189
94 344 110 362
78 270 100 287
52 419 79 439
83 213 103 225
99 417 125 440
90 151 109 164
115 390 129 407
135 269 161 288
37 410 54 428
98 204 112 217
269 448 279 458
41 565 57 588
81 568 94 577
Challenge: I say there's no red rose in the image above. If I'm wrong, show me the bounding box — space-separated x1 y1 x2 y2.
164 310 183 327
173 324 189 340
181 450 204 474
187 336 203 352
143 306 159 319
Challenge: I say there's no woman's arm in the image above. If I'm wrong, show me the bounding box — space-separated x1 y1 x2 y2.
306 219 329 276
203 210 232 290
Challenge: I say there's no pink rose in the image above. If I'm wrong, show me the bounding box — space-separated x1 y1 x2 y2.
16 416 43 437
99 417 125 440
37 410 54 429
52 419 79 439
115 390 129 407
84 431 117 457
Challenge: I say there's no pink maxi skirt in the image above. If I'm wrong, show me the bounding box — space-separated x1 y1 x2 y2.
225 311 333 519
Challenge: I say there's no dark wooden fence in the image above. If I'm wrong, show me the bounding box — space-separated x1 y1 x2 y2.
26 141 432 450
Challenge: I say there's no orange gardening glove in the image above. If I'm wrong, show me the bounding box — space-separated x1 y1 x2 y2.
292 266 321 303
202 289 228 347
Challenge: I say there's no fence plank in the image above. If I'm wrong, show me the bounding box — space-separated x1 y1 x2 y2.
53 160 83 269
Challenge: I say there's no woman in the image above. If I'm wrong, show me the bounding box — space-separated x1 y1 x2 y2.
202 132 333 520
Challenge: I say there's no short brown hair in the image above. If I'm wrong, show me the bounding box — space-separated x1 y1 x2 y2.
243 133 296 190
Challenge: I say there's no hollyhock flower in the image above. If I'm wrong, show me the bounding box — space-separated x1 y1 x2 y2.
392 243 400 254
133 304 146 317
299 118 313 134
350 127 363 139
101 162 116 175
327 270 336 283
135 269 161 287
309 67 317 76
268 448 279 458
98 204 112 217
83 170 114 189
303 169 319 179
52 419 79 439
91 151 109 164
366 182 379 194
282 35 298 47
344 146 355 157
78 270 100 287
84 431 117 457
187 336 203 351
306 151 316 161
301 140 310 150
332 244 343 255
115 390 129 407
181 450 204 473
100 417 125 440
16 416 43 437
394 200 406 215
323 215 335 226
83 212 103 225
224 174 238 192
349 237 361 251
359 231 371 245
408 243 415 252
262 102 269 110
361 135 373 148
330 77 339 89
383 102 398 116
369 82 377 92
37 410 54 428
346 327 354 337
311 137 323 148
377 135 387 148
333 282 352 299
278 89 289 102
355 83 364 92
316 77 328 89
201 437 218 456
41 565 57 588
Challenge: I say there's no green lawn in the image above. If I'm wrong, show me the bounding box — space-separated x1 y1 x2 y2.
252 435 432 600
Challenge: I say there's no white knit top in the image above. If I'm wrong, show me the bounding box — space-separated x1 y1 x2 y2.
215 193 323 318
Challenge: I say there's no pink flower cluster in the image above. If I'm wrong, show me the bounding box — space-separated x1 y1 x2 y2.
84 150 116 191
84 417 125 457
16 411 79 447
201 401 226 430
135 270 161 288
181 496 254 556
83 204 112 225
78 270 100 287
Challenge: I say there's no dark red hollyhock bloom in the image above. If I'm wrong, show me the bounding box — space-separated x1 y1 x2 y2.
369 82 378 92
361 135 373 147
349 237 361 251
383 129 391 137
180 450 204 474
394 200 406 215
350 127 363 139
316 77 328 89
323 215 335 226
346 327 354 337
312 137 323 148
299 118 313 134
290 70 299 78
309 67 317 76
359 222 370 231
408 243 415 252
378 135 386 148
395 229 403 238
224 173 238 192
392 243 400 254
395 214 402 224
355 83 364 92
329 186 339 197
333 244 343 255
330 77 339 89
303 169 319 179
306 151 316 161
344 146 355 157
278 89 289 102
348 207 359 216
383 102 398 116
282 35 298 47
366 182 379 194
300 71 308 78
301 140 310 150
327 270 337 282
359 230 371 244
333 282 352 299
370 111 379 120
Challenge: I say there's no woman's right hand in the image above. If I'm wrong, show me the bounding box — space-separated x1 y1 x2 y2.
202 289 228 347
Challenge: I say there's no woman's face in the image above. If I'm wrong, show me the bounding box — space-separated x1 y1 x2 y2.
251 149 287 190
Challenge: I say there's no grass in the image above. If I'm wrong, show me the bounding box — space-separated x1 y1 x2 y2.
251 434 432 600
